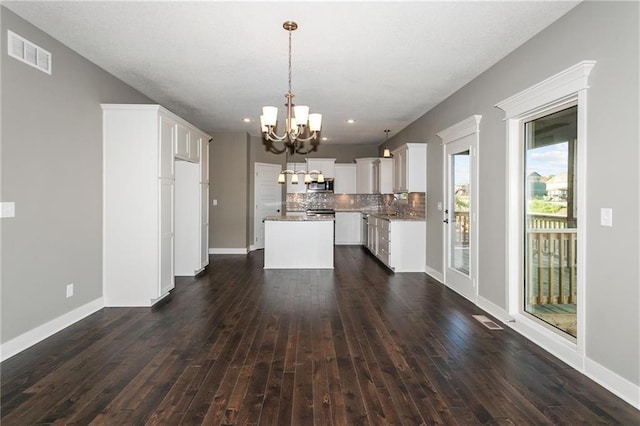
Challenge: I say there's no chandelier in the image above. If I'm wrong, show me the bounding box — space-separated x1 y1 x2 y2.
260 21 322 155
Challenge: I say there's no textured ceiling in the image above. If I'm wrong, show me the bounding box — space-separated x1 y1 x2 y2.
3 1 580 145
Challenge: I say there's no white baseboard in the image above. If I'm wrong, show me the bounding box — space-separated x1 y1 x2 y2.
424 264 443 283
476 295 511 323
584 357 640 409
456 294 640 409
0 297 104 362
209 248 248 255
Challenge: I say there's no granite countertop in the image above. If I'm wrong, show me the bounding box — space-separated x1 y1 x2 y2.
263 214 335 222
366 212 426 222
284 209 425 222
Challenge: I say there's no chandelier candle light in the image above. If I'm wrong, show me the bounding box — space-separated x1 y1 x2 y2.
260 21 322 153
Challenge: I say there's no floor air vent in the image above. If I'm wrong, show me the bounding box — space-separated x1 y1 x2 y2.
473 315 503 330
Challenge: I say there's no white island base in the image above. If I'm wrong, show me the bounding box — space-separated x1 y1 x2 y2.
264 217 334 269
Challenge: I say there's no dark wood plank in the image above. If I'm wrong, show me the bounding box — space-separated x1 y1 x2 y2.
0 248 637 426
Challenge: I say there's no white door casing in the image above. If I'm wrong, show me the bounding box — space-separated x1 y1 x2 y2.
254 163 284 250
437 115 481 303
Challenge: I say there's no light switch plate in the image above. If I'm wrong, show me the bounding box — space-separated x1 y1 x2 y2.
1 202 15 218
437 202 443 211
600 208 613 227
212 199 218 206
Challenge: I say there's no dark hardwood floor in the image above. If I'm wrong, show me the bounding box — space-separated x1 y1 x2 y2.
1 247 637 425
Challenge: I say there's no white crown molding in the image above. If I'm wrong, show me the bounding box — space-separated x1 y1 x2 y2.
495 60 596 119
436 115 482 144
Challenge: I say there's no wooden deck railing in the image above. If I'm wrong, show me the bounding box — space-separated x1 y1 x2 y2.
452 211 576 306
526 227 577 305
454 211 469 245
527 214 567 229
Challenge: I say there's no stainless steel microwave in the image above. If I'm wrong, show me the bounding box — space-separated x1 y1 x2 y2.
307 179 334 193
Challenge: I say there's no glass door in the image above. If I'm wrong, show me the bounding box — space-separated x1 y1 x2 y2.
524 105 578 337
444 136 475 300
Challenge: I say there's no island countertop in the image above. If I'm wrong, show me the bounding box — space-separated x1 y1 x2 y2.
263 214 335 222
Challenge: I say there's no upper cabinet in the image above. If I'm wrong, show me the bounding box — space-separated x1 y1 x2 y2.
392 143 426 193
355 158 377 194
373 158 394 194
334 164 357 194
175 123 200 163
175 124 189 160
306 158 336 179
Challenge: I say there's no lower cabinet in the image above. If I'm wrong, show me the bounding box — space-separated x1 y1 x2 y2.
335 212 362 245
366 216 425 272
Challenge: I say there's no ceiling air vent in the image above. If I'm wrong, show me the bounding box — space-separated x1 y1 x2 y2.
7 30 51 74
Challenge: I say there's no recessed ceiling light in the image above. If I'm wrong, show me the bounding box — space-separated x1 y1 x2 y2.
242 118 252 123
346 119 355 124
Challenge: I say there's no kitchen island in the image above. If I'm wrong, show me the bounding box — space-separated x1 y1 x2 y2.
263 214 334 269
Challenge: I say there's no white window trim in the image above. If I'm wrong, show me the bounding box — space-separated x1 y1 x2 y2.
495 61 595 369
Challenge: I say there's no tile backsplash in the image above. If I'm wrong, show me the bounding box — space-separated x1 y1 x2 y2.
287 192 425 217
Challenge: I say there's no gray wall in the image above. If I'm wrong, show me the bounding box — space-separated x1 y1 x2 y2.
209 132 250 250
0 8 152 343
382 1 639 386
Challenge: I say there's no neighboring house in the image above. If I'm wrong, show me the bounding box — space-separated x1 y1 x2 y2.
546 172 568 200
1 1 638 410
527 172 547 198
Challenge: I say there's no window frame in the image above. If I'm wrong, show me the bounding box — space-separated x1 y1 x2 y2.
496 61 595 366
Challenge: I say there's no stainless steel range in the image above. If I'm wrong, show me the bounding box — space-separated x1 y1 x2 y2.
305 208 336 217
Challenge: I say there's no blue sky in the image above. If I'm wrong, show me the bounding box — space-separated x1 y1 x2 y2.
526 142 568 177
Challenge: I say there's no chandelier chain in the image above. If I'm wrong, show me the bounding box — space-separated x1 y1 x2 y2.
288 29 292 95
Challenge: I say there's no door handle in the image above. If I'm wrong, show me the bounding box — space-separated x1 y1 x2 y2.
276 209 280 213
443 219 449 224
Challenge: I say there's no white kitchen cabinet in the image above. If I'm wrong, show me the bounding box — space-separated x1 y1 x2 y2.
175 123 190 160
200 183 209 269
365 215 426 272
333 164 357 194
102 104 210 306
175 124 200 163
286 162 307 193
201 136 209 183
393 143 426 193
306 158 336 178
199 136 210 270
189 132 201 163
373 158 394 194
335 212 361 245
355 158 377 194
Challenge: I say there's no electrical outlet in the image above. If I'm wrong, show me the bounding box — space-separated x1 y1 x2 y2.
66 283 74 298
